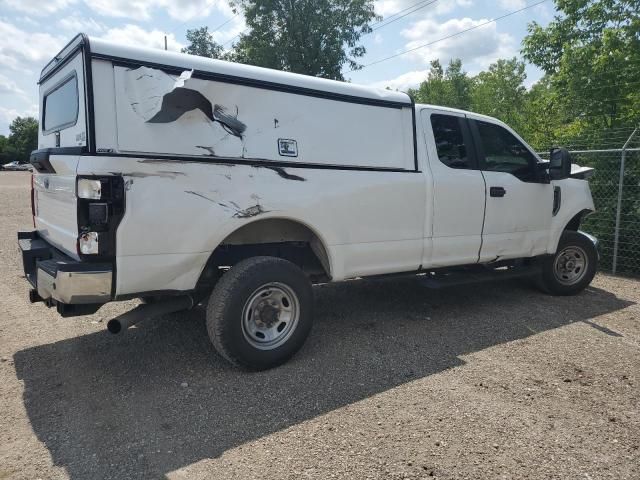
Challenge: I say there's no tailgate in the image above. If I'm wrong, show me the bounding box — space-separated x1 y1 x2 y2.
33 156 79 258
33 37 89 258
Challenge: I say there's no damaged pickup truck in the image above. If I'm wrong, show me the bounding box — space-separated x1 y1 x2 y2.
19 34 598 369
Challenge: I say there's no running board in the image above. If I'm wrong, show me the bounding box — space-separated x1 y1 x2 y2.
420 265 541 289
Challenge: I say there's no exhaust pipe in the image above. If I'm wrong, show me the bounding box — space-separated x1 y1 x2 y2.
107 295 194 334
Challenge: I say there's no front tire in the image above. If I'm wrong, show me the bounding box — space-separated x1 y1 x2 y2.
538 231 597 296
206 256 314 370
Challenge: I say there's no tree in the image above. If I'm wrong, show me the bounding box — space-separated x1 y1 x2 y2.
182 27 226 59
7 117 38 163
523 0 640 275
520 76 563 151
408 59 472 110
0 135 15 165
522 0 640 137
471 58 527 134
228 0 378 80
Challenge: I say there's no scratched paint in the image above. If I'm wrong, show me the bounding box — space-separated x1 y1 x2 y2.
185 190 268 218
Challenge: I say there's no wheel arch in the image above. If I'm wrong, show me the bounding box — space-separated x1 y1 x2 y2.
564 209 593 232
195 216 333 293
548 208 595 254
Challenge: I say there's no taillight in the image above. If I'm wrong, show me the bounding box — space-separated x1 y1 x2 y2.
76 176 125 259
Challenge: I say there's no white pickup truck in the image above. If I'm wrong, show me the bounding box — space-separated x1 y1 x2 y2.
19 34 598 369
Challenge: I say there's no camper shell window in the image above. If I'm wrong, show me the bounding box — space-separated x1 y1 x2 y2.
43 73 79 133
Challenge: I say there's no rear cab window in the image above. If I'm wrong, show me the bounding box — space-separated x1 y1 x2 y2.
43 74 78 133
430 113 476 170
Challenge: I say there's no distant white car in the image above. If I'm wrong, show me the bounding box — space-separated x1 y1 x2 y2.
2 161 31 171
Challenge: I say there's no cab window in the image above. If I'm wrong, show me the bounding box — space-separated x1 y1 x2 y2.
430 114 474 170
43 73 78 133
474 120 536 181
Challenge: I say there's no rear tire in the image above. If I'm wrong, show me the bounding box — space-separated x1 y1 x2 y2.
537 231 597 296
206 256 313 370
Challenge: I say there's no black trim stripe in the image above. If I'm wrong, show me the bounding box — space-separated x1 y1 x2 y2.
90 52 412 110
33 149 421 173
410 97 419 171
94 152 422 173
82 34 97 154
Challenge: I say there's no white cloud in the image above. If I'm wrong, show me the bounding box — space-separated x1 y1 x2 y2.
497 0 526 9
86 0 155 21
375 0 472 17
58 16 107 33
367 70 429 92
0 0 76 16
401 17 517 71
162 0 221 22
85 0 231 22
100 25 184 51
0 73 26 96
17 16 40 27
0 106 21 125
0 20 65 73
0 104 38 127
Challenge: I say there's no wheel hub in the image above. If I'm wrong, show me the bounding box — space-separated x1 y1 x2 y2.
553 246 588 286
241 282 300 350
255 301 279 327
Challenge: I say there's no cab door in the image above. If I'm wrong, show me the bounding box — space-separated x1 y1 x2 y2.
470 118 553 261
420 108 486 267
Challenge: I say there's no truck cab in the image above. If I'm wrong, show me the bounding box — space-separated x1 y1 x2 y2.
19 34 598 370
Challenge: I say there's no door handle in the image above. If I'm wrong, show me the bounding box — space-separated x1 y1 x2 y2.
490 186 506 197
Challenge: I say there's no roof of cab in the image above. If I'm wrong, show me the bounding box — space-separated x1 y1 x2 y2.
41 33 412 107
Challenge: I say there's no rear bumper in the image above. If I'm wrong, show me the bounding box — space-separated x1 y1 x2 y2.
18 230 112 305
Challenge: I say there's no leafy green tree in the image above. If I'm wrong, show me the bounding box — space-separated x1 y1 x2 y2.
520 76 563 150
522 0 640 138
0 135 15 165
7 117 38 163
471 58 527 134
523 0 640 274
182 27 226 59
228 0 378 80
408 59 472 110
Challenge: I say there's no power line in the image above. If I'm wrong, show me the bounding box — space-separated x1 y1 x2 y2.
211 14 239 34
222 32 242 47
349 0 550 73
370 0 435 27
372 0 439 31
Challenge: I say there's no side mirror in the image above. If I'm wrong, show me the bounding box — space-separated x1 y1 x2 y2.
549 147 571 180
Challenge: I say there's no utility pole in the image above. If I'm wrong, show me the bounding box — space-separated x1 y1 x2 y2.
164 35 168 51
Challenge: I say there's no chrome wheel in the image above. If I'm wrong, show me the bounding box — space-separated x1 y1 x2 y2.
553 246 588 285
241 282 300 350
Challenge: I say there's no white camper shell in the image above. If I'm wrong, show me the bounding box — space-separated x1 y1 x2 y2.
20 34 598 369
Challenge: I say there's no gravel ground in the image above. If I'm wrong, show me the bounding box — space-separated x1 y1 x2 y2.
0 170 638 480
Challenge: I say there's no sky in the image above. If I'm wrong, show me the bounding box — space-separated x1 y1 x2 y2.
0 0 555 136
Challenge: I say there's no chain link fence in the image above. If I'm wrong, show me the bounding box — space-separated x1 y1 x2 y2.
540 131 640 277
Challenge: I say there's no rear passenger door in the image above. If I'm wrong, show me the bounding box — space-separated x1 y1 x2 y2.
470 118 553 261
421 109 486 267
